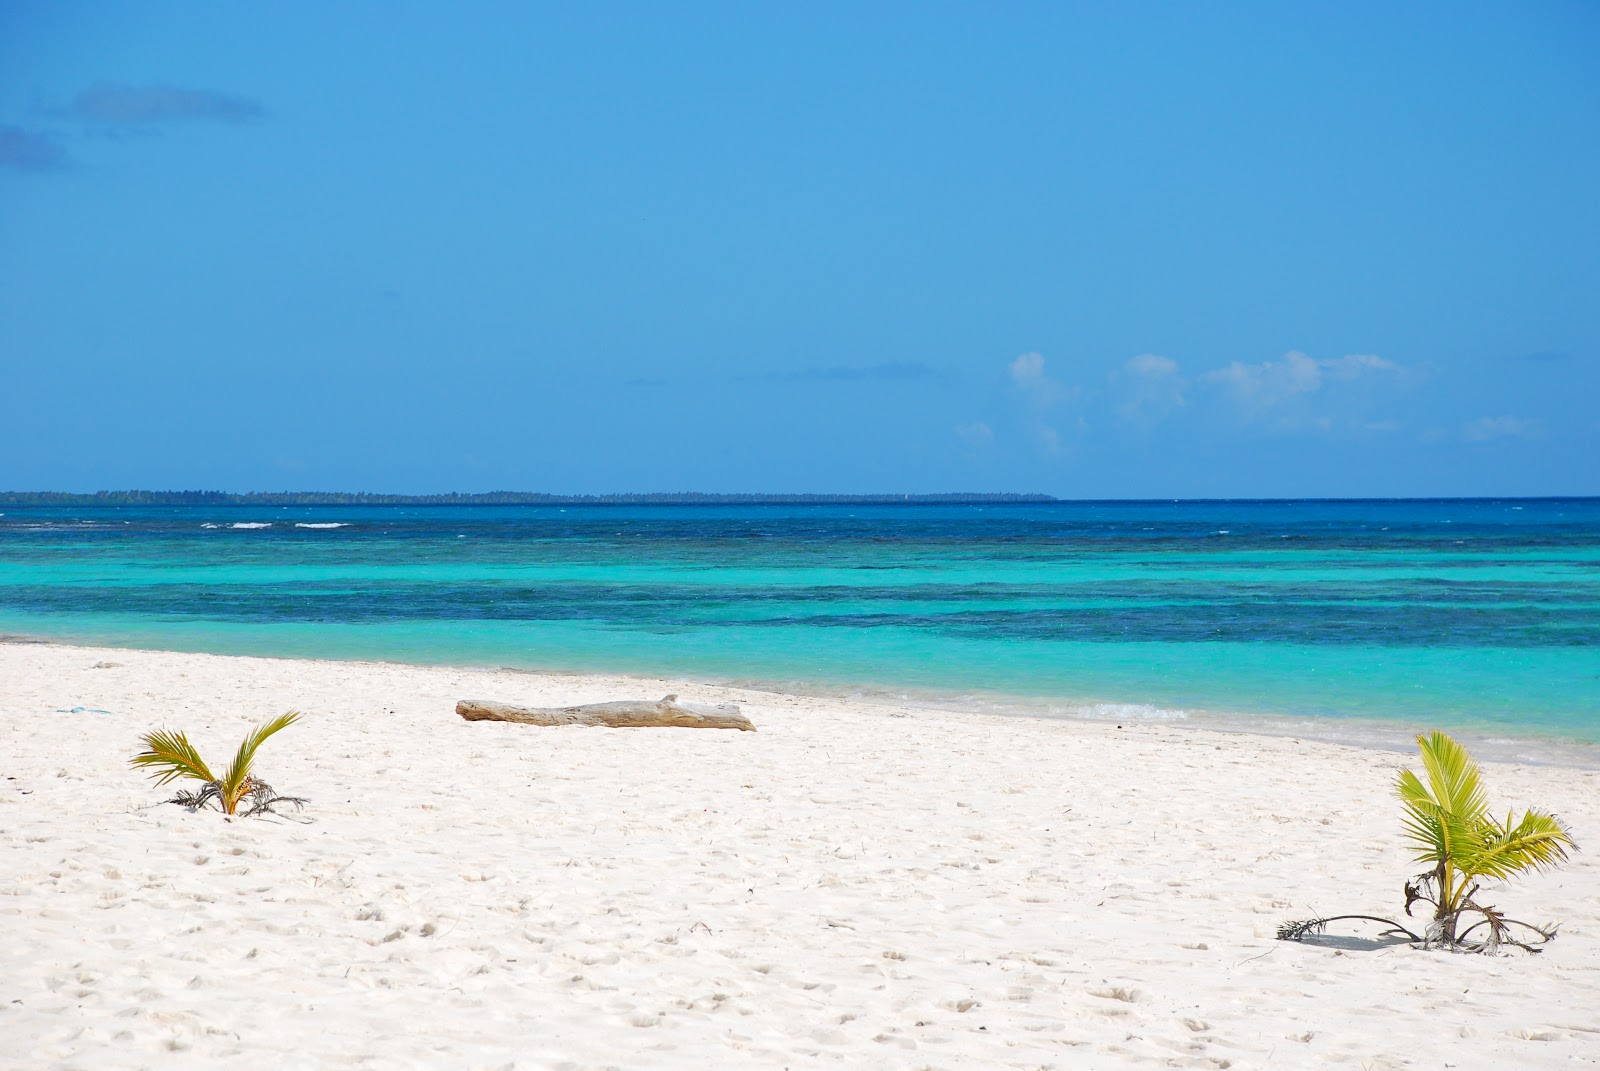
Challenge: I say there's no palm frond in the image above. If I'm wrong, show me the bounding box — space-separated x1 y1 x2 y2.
219 711 302 811
170 783 223 811
1396 768 1483 870
1396 768 1448 862
1460 809 1575 881
1414 730 1489 824
238 778 308 817
1277 915 1421 943
130 728 216 786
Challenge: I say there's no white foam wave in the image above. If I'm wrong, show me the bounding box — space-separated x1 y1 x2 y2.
294 522 349 529
230 522 273 529
1074 701 1190 722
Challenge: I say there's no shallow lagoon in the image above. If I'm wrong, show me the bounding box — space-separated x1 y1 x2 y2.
3 499 1597 748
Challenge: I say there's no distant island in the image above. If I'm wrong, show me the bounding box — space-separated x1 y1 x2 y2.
0 490 1058 507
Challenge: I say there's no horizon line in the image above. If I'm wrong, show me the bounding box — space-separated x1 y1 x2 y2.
3 490 1598 506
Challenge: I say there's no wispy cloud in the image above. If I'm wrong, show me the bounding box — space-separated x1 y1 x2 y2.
1462 415 1544 442
985 347 1425 456
954 421 994 446
742 361 934 383
1009 351 1077 406
1010 351 1046 386
1200 350 1401 427
1321 353 1397 381
66 82 265 126
1202 350 1324 411
3 84 264 173
0 125 68 170
1007 351 1080 455
1113 353 1185 425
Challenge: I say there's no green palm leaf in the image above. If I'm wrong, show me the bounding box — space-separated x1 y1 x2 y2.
1396 767 1446 862
218 711 302 814
1396 733 1493 867
1416 730 1489 823
130 728 216 786
1459 809 1574 881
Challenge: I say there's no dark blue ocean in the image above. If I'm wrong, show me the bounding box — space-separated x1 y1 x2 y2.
2 499 1596 752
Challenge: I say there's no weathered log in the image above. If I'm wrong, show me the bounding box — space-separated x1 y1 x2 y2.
456 694 755 731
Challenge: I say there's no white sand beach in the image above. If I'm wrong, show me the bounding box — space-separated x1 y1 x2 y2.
2 641 1597 1070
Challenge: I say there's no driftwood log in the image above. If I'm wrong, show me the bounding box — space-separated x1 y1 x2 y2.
456 694 755 731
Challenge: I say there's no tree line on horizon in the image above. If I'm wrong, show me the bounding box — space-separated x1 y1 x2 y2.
0 490 1058 507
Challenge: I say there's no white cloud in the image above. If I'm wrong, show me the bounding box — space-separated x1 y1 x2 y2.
1009 351 1077 406
1462 415 1544 442
1201 350 1324 410
1322 353 1397 380
1199 350 1404 428
1005 352 1082 457
1126 353 1179 378
955 421 993 446
1114 353 1185 425
1009 351 1046 385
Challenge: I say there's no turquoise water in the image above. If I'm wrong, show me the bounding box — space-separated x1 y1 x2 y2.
2 500 1596 749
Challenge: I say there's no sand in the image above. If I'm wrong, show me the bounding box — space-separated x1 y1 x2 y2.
2 642 1597 1070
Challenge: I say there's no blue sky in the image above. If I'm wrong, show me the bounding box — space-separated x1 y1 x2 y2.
2 2 1596 497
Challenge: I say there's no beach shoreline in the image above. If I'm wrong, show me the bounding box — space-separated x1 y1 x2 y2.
4 641 1598 1069
6 631 1598 771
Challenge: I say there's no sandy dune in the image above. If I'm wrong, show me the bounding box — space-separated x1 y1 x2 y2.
2 642 1597 1069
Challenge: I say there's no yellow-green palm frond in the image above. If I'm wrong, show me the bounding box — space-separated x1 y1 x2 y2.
1397 793 1447 865
218 711 302 813
130 728 216 786
1395 732 1494 867
1415 731 1489 823
1397 768 1475 867
1460 808 1576 882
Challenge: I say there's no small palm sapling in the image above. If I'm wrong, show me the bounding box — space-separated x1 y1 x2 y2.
1279 730 1574 952
131 711 306 816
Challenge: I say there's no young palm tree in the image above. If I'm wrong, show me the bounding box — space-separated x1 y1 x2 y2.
131 711 305 817
1280 729 1575 952
1396 730 1574 948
